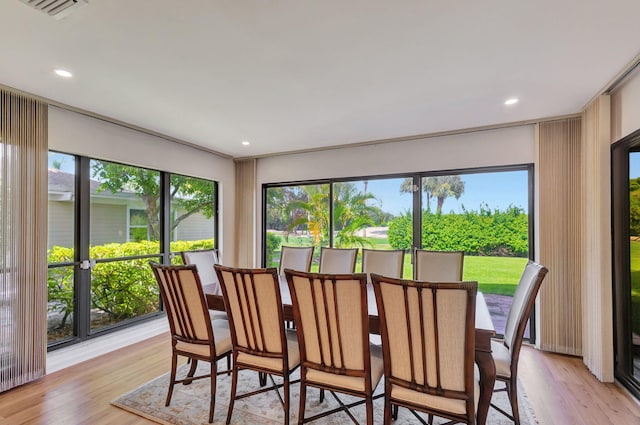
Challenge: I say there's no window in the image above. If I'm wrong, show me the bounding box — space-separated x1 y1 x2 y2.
46 151 218 348
129 209 149 241
263 166 532 338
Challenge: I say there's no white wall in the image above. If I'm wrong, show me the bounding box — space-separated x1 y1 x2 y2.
612 67 640 141
48 106 237 264
255 125 535 263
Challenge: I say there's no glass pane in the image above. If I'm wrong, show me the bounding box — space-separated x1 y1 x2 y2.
89 159 160 250
420 171 529 336
335 179 413 276
265 184 329 271
169 174 216 254
47 265 74 343
48 152 76 344
629 152 640 380
48 152 76 255
90 258 161 330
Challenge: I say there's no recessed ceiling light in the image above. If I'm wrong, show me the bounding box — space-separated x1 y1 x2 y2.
242 140 250 146
54 69 73 78
504 98 519 105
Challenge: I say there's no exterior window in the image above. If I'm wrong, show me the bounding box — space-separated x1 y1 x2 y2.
46 151 218 349
129 209 149 241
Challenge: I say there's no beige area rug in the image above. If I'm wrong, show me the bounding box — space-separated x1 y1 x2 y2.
112 360 538 425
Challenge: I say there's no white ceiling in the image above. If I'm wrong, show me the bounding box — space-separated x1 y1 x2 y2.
1 1 640 158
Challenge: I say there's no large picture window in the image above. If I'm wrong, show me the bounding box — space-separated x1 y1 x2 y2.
46 151 218 348
263 166 532 337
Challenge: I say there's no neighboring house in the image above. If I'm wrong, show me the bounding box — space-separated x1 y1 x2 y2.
47 168 213 249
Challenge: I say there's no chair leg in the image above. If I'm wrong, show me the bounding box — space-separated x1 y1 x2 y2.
384 396 392 425
392 404 399 420
298 381 307 425
507 380 521 425
226 353 231 376
184 358 198 385
226 362 239 425
166 353 178 406
320 389 325 403
284 375 290 425
209 361 217 423
259 372 267 386
365 396 374 425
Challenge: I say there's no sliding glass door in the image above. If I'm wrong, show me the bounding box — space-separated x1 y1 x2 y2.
612 130 640 399
263 166 532 337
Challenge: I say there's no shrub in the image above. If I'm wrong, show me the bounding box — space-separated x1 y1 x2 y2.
266 232 282 266
47 239 215 328
387 206 528 257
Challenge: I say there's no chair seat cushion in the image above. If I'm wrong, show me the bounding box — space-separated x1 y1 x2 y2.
390 364 480 416
491 339 512 379
305 343 384 393
236 330 301 373
175 319 232 358
208 309 228 321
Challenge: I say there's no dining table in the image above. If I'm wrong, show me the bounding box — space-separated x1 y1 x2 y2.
203 278 496 425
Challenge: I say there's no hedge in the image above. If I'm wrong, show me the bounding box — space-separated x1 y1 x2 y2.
47 239 214 329
387 206 528 257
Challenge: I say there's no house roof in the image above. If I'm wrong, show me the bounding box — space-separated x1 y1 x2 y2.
2 1 640 157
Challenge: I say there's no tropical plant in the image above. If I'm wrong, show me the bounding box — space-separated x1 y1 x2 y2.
400 175 465 214
283 183 380 248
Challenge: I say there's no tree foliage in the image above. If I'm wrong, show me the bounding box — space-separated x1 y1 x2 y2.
400 175 465 214
91 161 215 240
630 177 640 236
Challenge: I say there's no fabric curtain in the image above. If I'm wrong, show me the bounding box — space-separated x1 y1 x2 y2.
234 158 256 267
0 90 48 392
537 118 583 356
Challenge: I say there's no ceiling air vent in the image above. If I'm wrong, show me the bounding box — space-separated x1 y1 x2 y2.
19 0 88 20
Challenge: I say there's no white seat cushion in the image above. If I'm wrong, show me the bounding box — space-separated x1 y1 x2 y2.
175 319 232 358
491 339 512 379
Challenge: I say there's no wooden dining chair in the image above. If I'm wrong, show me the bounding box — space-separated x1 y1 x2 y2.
371 273 478 425
285 269 384 425
414 249 464 281
214 265 301 425
490 261 548 425
150 262 232 424
279 246 314 275
361 249 405 280
318 247 358 274
181 248 227 321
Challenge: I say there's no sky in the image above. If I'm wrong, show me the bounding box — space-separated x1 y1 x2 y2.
361 170 529 216
631 153 640 178
50 151 529 216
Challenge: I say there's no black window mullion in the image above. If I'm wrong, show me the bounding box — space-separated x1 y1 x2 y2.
160 172 171 264
412 175 422 251
76 156 91 340
329 183 334 246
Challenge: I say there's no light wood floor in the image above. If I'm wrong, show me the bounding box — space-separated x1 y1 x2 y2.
1 335 639 425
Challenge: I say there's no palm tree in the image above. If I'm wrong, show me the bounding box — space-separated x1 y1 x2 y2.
400 175 465 214
284 183 379 248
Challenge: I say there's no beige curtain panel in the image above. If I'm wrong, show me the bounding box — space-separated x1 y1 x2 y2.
0 90 48 392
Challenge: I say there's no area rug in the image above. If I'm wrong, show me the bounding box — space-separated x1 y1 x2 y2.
112 360 538 424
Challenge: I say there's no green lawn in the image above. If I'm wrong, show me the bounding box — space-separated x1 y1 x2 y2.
630 241 640 335
270 235 528 297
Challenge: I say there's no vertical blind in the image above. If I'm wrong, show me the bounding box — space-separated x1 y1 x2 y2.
0 90 48 392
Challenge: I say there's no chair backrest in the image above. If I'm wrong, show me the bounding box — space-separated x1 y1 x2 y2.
285 270 371 382
279 245 314 275
181 249 220 287
318 247 358 274
414 249 464 281
503 261 548 353
361 249 405 280
371 273 477 420
215 265 288 361
150 262 214 350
